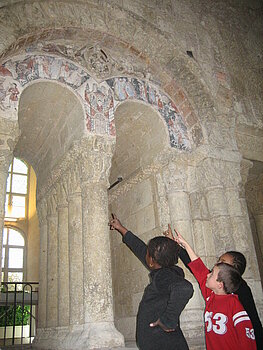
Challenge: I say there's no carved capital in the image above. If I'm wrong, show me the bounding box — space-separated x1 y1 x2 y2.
163 161 188 193
0 151 12 174
0 118 20 153
46 190 57 217
37 136 115 200
67 164 81 196
79 136 114 185
37 198 47 225
197 158 241 189
55 179 68 207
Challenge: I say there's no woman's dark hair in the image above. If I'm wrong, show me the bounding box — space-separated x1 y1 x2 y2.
216 262 242 294
226 251 246 275
147 236 180 267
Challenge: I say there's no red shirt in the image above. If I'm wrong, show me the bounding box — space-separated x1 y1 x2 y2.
189 258 256 350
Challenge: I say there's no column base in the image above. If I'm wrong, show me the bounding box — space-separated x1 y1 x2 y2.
33 322 125 350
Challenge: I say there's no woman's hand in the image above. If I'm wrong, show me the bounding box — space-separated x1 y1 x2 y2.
163 224 175 240
150 318 175 332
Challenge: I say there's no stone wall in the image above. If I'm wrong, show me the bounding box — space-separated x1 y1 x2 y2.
0 1 262 349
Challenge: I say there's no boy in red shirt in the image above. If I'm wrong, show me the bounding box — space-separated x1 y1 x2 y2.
173 229 256 350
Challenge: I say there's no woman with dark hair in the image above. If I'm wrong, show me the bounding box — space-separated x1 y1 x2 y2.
109 215 193 350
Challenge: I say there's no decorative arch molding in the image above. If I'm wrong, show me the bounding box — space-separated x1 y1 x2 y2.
0 53 194 150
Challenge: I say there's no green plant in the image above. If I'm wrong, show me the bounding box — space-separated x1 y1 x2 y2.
0 305 30 326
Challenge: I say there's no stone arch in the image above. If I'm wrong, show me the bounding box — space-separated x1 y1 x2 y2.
0 1 214 150
109 99 170 185
0 54 88 121
106 77 191 150
1 53 197 150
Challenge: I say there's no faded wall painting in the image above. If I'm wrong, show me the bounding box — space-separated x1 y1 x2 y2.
0 54 191 150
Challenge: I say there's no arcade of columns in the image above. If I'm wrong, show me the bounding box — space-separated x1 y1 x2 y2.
0 1 262 349
0 113 261 349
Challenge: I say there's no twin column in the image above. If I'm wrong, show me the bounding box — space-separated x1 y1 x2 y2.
35 137 124 349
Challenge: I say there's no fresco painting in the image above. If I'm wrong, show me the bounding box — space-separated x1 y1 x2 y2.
84 81 115 136
106 77 191 150
0 54 191 149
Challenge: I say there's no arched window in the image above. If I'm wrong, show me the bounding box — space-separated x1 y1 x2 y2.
5 158 28 221
2 157 29 285
2 227 25 284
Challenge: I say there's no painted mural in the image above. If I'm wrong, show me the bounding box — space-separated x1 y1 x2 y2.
0 54 191 150
106 77 191 150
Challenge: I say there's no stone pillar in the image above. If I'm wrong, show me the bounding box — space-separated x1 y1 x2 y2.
46 189 58 327
34 137 124 349
197 157 236 257
56 180 70 327
162 159 205 345
67 165 84 327
37 198 48 329
78 137 124 349
163 161 193 245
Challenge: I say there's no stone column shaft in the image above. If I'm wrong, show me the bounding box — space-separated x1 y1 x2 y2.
68 190 84 326
82 182 113 322
164 162 193 245
57 181 70 327
46 191 58 327
78 136 124 349
37 199 48 329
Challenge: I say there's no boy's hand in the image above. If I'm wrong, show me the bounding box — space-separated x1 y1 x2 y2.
173 229 187 249
163 224 174 240
108 214 128 236
150 318 175 332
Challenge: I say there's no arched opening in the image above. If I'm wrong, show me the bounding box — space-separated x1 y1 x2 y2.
109 100 171 341
15 81 86 179
1 156 38 346
5 80 86 344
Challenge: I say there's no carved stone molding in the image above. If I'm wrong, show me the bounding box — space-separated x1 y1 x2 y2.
196 157 241 190
37 135 115 201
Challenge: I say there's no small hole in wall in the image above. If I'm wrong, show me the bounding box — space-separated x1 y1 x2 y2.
186 51 194 58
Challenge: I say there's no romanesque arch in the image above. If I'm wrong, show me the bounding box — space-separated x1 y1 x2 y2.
0 53 200 151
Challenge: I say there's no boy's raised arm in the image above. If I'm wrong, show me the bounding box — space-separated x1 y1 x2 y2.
173 229 199 262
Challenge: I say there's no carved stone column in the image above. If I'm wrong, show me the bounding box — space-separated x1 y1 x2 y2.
37 198 48 329
46 189 58 328
162 158 205 345
196 157 236 256
163 160 193 246
34 137 124 349
78 136 124 349
67 165 84 327
56 180 69 327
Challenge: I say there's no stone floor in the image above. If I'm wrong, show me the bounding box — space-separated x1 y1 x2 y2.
0 339 204 350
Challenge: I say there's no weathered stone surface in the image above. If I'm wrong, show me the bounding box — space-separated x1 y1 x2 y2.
0 1 262 349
